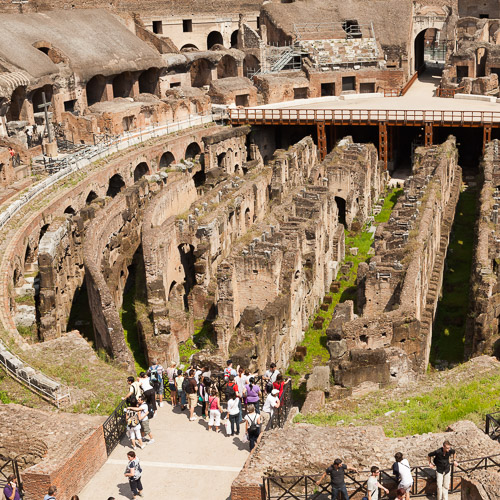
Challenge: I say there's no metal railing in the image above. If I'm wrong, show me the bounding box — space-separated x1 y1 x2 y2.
0 459 23 498
102 399 128 455
265 454 500 499
485 411 500 440
436 86 465 98
229 108 500 126
267 379 293 430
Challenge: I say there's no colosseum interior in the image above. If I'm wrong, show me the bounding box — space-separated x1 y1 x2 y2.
1 0 500 499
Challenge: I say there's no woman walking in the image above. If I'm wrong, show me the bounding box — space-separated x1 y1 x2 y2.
245 377 261 414
244 404 261 451
227 392 240 436
166 362 177 407
207 387 222 433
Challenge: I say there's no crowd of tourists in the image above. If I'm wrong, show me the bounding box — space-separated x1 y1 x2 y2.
318 440 457 500
119 358 289 499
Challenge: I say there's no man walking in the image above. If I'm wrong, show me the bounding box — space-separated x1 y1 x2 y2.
428 440 458 500
124 451 143 499
185 368 198 421
316 458 357 500
366 466 389 500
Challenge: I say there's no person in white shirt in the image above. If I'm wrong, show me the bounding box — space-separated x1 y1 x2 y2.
263 363 280 393
139 372 156 412
127 395 154 444
262 388 280 427
366 466 389 500
393 452 413 500
226 395 240 435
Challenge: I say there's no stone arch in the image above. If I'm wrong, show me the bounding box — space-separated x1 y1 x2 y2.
335 196 346 226
230 30 239 48
168 280 177 301
7 86 27 122
106 173 125 198
180 44 199 52
476 46 487 77
86 190 98 204
190 59 212 87
112 72 134 98
86 75 107 107
64 206 76 215
413 27 443 72
134 162 150 182
217 54 238 79
33 41 68 64
207 31 224 49
178 243 196 309
217 152 226 169
245 207 251 228
139 67 160 95
185 142 201 160
159 151 175 169
31 85 53 111
243 54 260 77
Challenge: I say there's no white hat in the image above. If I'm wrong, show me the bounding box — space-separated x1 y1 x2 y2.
271 389 279 395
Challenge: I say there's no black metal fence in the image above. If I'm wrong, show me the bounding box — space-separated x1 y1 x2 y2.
265 454 500 499
0 459 23 498
485 411 500 441
102 399 128 455
267 379 293 430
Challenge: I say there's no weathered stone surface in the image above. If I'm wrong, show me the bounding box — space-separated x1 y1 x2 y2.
301 390 325 415
306 365 331 393
14 305 36 327
461 469 500 500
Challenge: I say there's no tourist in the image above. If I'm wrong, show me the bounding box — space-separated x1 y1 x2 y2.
396 488 407 500
272 373 290 398
199 376 211 419
3 475 20 500
70 496 79 500
122 376 141 406
124 451 143 499
25 126 33 149
428 440 458 500
194 365 203 384
127 395 154 444
148 359 164 407
245 377 261 414
138 371 156 412
43 485 57 500
366 466 389 500
235 366 246 423
175 369 186 410
316 458 357 500
165 362 177 406
185 368 198 421
393 452 413 500
201 365 211 380
244 404 261 451
227 391 240 436
126 408 145 449
207 387 222 432
224 359 237 380
261 388 280 427
263 362 280 393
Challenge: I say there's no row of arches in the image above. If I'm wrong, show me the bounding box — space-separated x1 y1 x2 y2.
182 30 239 52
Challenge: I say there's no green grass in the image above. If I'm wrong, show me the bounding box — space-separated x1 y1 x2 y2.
431 186 477 364
286 188 403 404
295 371 500 437
179 320 217 363
14 294 35 306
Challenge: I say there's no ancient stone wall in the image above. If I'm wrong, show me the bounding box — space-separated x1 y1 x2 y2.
328 139 462 389
467 140 500 359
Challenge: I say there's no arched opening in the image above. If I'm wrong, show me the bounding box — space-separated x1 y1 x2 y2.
33 42 67 64
31 85 53 111
159 151 175 169
86 75 107 106
230 30 239 48
414 28 444 73
7 87 27 122
134 162 150 182
185 142 201 160
106 174 125 198
245 207 251 228
217 152 226 169
168 280 177 301
217 55 238 79
476 47 487 77
64 206 76 215
414 30 426 72
39 223 50 243
243 55 260 78
180 44 199 52
138 68 159 95
86 190 98 204
178 243 196 310
335 196 346 226
190 59 212 87
207 31 224 50
112 72 134 98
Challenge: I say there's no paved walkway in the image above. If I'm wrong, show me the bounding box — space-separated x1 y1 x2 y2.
79 402 249 500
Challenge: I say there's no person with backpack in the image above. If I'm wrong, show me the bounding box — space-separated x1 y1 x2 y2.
224 359 237 380
122 376 141 407
139 371 156 413
207 387 222 432
126 409 145 449
244 403 261 450
225 374 240 402
165 362 177 407
393 452 413 500
127 395 154 444
245 377 261 414
124 451 143 499
226 392 240 436
148 360 164 408
175 369 186 411
184 368 198 421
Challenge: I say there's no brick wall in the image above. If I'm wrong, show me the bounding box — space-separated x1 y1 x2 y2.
23 425 107 500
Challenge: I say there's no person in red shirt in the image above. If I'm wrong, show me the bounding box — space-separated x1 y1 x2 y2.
272 373 290 398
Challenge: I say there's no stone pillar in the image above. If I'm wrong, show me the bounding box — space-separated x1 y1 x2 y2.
104 81 114 101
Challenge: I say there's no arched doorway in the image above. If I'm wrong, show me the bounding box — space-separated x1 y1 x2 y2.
217 152 226 169
112 72 134 98
230 30 239 48
31 85 53 111
159 151 175 168
190 59 212 87
106 174 125 197
185 142 201 160
243 55 260 78
335 196 346 226
414 28 444 72
86 75 107 106
178 243 195 310
86 190 98 204
180 44 199 52
7 87 27 122
217 55 238 79
476 47 487 77
207 31 224 49
139 68 159 95
134 162 149 182
64 206 76 215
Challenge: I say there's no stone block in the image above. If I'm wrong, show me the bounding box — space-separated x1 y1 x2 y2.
5 353 23 373
349 247 358 256
294 345 307 361
18 366 36 382
323 296 333 304
327 339 347 359
306 365 331 393
301 390 325 415
15 305 36 327
313 317 324 329
330 281 341 293
31 373 60 395
320 303 329 311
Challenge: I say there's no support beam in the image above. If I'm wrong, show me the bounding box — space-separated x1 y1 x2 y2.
317 122 327 161
424 122 433 146
379 121 388 170
484 125 492 153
